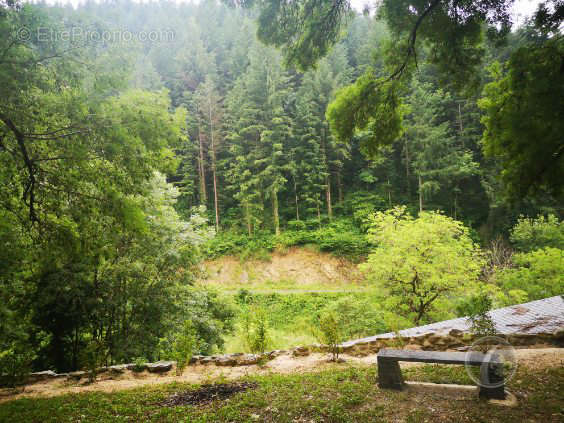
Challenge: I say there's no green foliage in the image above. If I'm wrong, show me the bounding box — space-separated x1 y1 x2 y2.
241 307 271 354
203 219 371 261
249 0 352 70
343 191 387 230
171 320 198 376
496 247 564 301
461 293 497 340
0 0 560 378
326 72 404 157
479 37 564 197
361 207 484 324
510 214 563 252
0 339 36 388
319 296 388 340
316 312 342 361
132 357 147 373
79 340 108 383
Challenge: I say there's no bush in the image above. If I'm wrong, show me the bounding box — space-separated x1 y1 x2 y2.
132 357 147 372
171 320 198 375
315 312 342 361
510 214 563 252
202 219 371 261
287 220 306 231
79 339 107 383
241 306 271 354
0 347 35 388
495 247 564 301
320 296 387 340
175 287 236 355
463 293 497 340
0 313 41 387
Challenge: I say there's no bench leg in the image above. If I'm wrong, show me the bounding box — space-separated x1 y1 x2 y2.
378 358 404 390
478 362 506 400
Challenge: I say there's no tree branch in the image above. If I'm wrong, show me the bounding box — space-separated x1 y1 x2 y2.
0 113 39 223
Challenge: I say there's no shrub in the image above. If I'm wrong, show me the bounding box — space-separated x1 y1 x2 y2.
320 296 387 340
287 220 306 231
79 340 107 383
510 214 563 252
241 306 271 354
495 247 564 301
132 357 147 372
463 293 497 341
171 320 198 375
316 312 342 361
0 347 35 388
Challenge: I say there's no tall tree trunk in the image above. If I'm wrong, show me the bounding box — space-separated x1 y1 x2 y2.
325 174 332 220
208 99 219 231
336 169 344 203
458 101 465 149
405 139 411 197
198 123 207 205
418 174 423 212
387 177 392 207
321 128 332 220
454 190 458 220
293 176 300 221
272 189 280 235
245 203 252 236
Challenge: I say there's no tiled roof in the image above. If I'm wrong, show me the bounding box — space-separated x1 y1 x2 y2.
341 295 564 347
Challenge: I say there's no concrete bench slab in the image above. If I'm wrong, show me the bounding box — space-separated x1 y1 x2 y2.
377 348 506 399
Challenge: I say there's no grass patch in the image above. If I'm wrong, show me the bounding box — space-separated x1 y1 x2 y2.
1 364 562 422
221 291 393 353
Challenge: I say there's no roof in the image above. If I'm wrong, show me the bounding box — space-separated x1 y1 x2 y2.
341 295 564 347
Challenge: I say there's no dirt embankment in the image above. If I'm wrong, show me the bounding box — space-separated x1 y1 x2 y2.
198 247 364 289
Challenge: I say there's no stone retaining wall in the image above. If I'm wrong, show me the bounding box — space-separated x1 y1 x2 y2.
19 329 564 385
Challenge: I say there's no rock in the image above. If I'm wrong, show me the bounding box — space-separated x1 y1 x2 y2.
449 329 464 338
199 357 215 365
215 356 237 366
292 346 310 357
553 328 564 340
189 355 203 365
67 371 86 381
108 364 127 374
267 349 287 358
126 363 147 372
147 361 174 373
28 370 59 382
238 354 261 366
404 344 422 351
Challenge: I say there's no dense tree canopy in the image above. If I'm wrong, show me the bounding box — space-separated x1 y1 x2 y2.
0 0 561 381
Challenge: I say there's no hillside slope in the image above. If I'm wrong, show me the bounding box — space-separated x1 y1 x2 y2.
198 247 364 291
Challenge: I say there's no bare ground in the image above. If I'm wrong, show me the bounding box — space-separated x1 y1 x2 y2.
199 247 363 289
2 348 562 403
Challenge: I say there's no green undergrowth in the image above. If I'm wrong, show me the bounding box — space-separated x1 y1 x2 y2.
1 364 561 422
223 291 408 353
202 218 371 261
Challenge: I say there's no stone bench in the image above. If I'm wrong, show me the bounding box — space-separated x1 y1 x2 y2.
377 348 506 399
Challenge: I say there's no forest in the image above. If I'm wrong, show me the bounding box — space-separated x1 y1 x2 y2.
0 0 562 388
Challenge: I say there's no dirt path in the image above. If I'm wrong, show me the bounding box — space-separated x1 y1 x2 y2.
1 348 562 403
